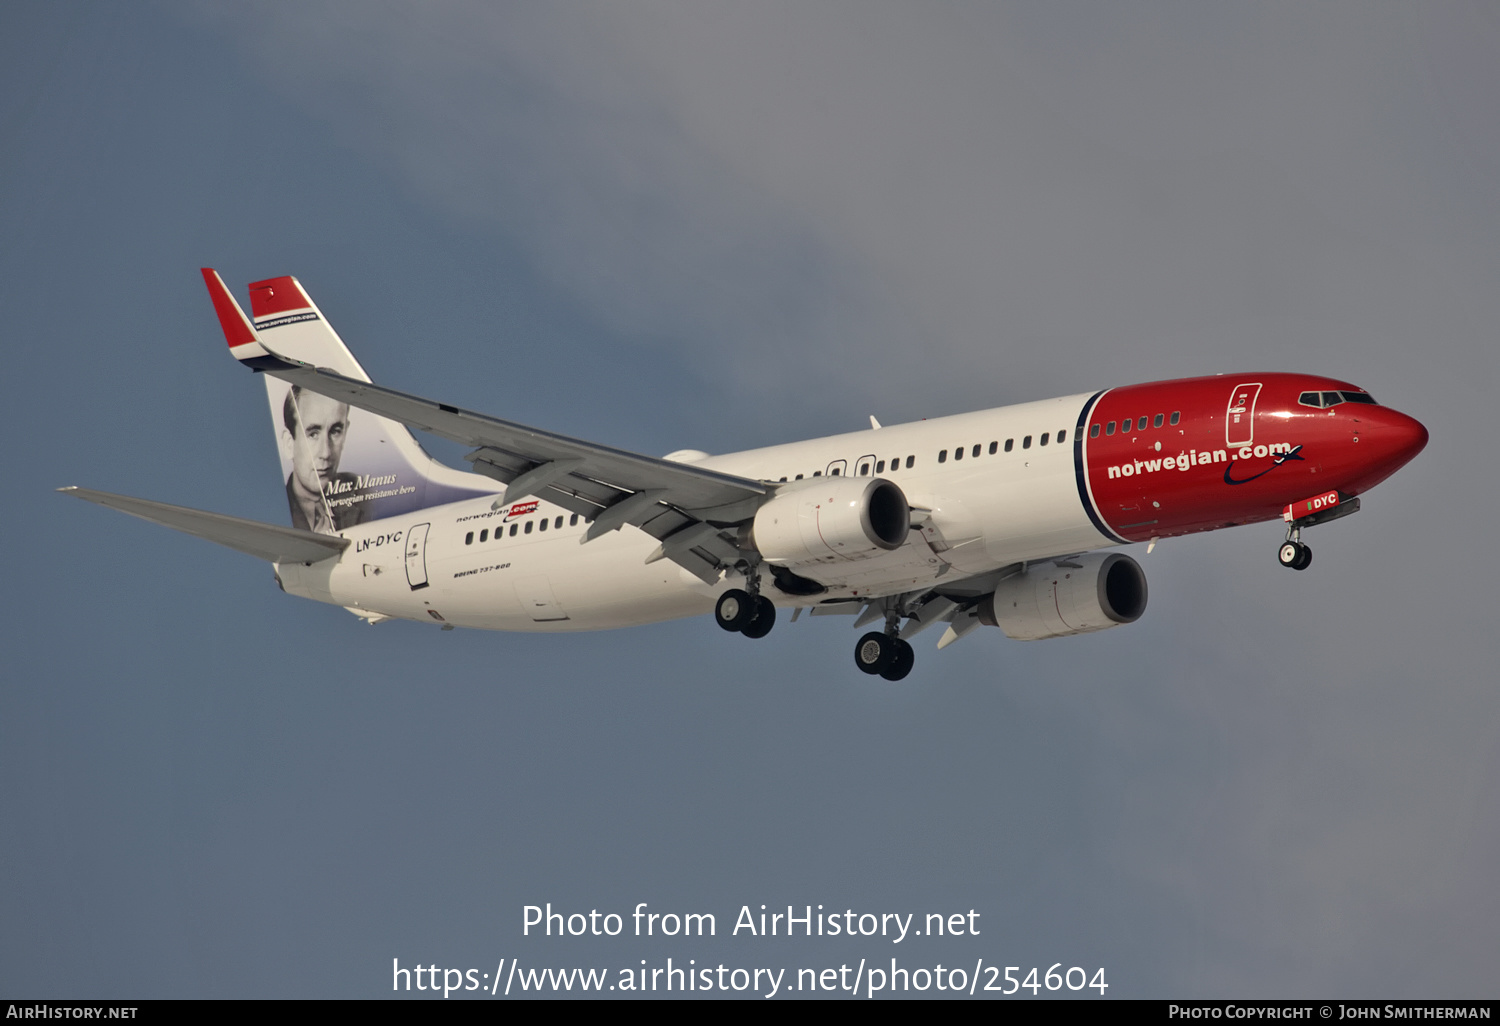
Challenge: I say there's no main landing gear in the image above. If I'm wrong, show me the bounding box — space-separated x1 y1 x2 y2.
853 610 915 681
1278 523 1312 571
715 588 776 638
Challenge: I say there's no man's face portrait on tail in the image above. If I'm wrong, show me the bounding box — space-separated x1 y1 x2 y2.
280 385 353 534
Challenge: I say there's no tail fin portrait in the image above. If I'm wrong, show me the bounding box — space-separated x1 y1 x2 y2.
201 269 490 533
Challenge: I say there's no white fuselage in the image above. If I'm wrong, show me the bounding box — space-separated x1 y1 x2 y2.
276 392 1110 631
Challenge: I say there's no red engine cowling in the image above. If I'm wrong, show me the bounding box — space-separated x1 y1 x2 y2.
751 476 909 569
978 552 1147 640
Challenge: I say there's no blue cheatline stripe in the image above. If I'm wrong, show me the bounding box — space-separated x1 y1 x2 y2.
239 354 299 373
1073 389 1127 544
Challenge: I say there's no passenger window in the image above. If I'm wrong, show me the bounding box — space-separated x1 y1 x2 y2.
1090 424 1100 438
890 456 900 469
1153 414 1163 428
465 531 473 545
906 456 915 469
479 529 488 542
539 518 548 532
989 441 998 454
555 516 563 529
954 447 963 460
1170 411 1180 425
1022 435 1032 449
796 474 804 480
570 514 579 526
859 463 870 476
1005 438 1014 452
813 470 822 477
1122 418 1132 433
524 521 533 534
509 524 518 537
972 444 981 458
1058 429 1067 443
778 476 786 482
1106 421 1116 435
830 467 840 476
1139 417 1149 430
938 450 947 463
1041 432 1050 446
876 460 885 473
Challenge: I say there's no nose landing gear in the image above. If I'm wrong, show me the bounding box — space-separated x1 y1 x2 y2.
1277 522 1313 571
1278 540 1312 570
1276 494 1360 571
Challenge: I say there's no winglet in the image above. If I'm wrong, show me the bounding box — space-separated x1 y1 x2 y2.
200 268 269 361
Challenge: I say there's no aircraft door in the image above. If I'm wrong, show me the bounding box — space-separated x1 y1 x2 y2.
1226 383 1262 448
854 454 878 476
825 459 848 477
404 522 430 590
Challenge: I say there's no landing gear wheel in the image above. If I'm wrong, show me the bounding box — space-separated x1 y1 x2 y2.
740 596 776 639
854 632 895 675
1278 542 1312 570
715 589 755 632
879 638 915 681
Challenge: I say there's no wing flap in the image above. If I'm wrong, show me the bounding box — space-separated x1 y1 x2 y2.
60 487 348 564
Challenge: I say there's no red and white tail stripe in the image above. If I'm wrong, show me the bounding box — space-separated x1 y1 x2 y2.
248 275 318 327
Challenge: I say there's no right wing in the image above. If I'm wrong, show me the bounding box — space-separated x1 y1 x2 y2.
59 487 349 565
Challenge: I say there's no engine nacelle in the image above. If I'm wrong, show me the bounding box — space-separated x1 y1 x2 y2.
978 552 1147 640
751 476 909 569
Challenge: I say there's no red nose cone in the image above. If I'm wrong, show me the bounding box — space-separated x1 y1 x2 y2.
1362 407 1428 482
1388 409 1428 463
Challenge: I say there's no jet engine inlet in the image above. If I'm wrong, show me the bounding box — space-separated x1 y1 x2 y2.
978 552 1148 640
751 476 911 568
863 479 909 550
1099 553 1148 623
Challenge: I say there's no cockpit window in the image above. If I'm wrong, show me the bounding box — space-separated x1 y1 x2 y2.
1298 389 1379 409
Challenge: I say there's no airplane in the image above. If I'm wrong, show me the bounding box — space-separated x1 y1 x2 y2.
61 269 1429 680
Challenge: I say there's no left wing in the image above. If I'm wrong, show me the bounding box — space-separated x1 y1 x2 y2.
202 269 764 583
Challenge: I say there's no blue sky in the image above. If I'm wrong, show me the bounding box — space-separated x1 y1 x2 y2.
2 1 1496 998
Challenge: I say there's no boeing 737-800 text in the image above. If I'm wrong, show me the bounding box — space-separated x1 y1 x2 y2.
61 269 1428 679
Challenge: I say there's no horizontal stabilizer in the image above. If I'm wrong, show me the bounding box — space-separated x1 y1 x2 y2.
59 486 348 564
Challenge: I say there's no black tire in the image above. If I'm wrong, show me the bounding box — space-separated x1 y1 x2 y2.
1293 544 1312 571
879 638 915 681
1278 541 1300 568
741 596 776 639
854 632 893 675
715 589 754 632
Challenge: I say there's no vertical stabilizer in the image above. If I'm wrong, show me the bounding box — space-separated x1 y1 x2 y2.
201 269 491 534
